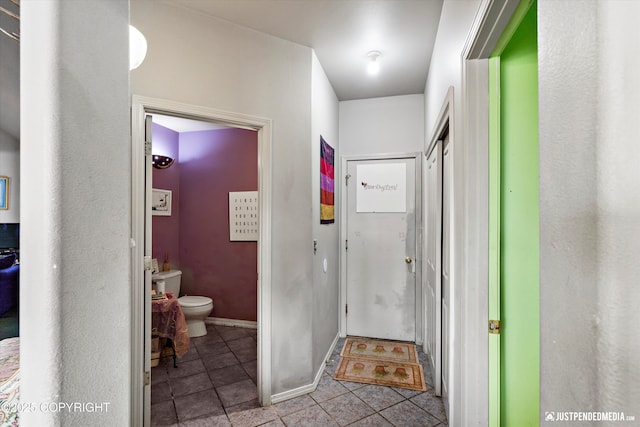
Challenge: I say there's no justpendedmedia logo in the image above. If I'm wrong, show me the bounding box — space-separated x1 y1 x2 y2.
544 411 636 423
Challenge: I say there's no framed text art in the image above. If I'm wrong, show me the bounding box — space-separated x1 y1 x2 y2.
229 191 258 241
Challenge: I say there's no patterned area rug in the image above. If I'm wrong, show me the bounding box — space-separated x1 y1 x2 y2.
334 337 426 391
340 337 419 363
0 337 20 426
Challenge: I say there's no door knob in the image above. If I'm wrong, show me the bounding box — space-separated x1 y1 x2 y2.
405 257 412 264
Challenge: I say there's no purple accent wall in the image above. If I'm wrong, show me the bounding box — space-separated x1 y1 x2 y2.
179 128 258 321
152 123 180 269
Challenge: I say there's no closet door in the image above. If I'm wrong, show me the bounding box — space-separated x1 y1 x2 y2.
425 140 442 396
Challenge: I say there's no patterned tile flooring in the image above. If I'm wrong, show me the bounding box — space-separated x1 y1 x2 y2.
151 324 448 426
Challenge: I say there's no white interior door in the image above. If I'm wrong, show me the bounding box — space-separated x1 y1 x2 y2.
345 157 417 342
425 141 442 395
441 134 451 406
143 115 153 426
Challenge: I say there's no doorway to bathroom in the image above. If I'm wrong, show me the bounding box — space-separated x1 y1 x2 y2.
131 96 273 426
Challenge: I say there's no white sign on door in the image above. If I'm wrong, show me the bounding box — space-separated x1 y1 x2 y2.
356 163 406 213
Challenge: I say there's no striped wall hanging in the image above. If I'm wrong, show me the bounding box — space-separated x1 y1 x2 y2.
320 136 335 224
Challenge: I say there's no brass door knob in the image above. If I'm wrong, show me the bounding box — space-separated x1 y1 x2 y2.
405 257 412 264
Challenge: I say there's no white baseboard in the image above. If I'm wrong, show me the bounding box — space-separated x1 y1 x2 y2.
205 317 257 329
270 332 340 404
325 332 340 365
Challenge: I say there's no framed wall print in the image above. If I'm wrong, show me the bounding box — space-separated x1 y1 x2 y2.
152 188 172 216
0 176 8 210
229 191 258 241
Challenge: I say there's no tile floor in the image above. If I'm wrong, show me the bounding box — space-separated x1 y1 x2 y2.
151 324 448 426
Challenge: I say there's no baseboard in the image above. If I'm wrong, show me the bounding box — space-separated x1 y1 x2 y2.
205 317 257 329
324 332 341 367
270 379 318 404
270 332 340 404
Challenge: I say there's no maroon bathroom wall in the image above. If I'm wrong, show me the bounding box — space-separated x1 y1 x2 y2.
178 128 258 322
151 123 180 269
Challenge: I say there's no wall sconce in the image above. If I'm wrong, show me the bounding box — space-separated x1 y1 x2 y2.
152 155 174 169
130 25 148 70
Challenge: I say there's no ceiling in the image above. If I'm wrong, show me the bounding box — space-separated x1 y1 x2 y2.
172 0 444 101
152 114 231 133
1 0 446 139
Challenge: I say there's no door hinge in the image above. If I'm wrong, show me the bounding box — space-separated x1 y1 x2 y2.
144 255 152 271
345 239 348 251
345 304 348 315
345 174 351 186
489 320 501 334
144 370 150 386
144 115 153 155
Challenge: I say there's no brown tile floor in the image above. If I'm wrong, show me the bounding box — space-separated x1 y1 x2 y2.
151 325 448 426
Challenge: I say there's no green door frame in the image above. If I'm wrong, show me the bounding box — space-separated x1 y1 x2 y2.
488 1 539 426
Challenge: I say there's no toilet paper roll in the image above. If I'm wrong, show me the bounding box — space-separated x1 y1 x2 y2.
156 280 165 294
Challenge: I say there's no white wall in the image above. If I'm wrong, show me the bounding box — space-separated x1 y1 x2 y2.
423 1 482 426
539 1 640 422
20 1 131 425
311 52 340 375
131 0 317 397
425 0 481 137
339 94 424 156
0 130 19 223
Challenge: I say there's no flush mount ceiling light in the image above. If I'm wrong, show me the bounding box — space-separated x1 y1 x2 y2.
129 25 147 70
152 155 174 169
367 51 381 75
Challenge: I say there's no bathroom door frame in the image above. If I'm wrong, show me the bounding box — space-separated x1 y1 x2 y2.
131 95 273 426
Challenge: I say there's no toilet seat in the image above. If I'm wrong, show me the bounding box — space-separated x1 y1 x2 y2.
178 295 213 308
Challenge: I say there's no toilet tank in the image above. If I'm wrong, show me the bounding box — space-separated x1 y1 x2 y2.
152 269 182 296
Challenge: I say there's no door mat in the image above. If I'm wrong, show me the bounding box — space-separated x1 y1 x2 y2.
340 337 419 364
334 337 426 391
333 357 426 391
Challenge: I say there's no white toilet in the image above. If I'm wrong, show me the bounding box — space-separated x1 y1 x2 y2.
152 270 213 338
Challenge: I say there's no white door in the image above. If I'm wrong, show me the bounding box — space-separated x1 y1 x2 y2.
441 134 451 405
346 157 417 342
143 115 153 426
424 134 451 402
425 141 442 395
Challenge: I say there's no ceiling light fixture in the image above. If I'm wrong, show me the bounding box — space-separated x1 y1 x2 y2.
367 51 381 75
129 25 148 70
152 155 175 169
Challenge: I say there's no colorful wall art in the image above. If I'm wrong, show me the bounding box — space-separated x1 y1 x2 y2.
320 136 335 224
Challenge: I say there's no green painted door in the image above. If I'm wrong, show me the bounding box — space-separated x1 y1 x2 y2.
489 1 539 426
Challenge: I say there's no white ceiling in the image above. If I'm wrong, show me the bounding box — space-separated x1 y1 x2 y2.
172 0 444 101
152 114 231 133
1 0 446 139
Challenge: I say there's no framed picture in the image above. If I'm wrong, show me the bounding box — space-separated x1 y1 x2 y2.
152 188 172 216
0 176 8 210
229 191 259 241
